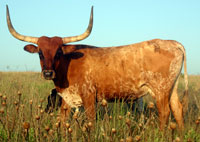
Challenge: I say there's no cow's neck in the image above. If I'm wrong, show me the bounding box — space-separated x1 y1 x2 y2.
53 55 71 91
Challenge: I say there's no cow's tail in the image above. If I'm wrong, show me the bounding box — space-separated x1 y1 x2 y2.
178 43 189 116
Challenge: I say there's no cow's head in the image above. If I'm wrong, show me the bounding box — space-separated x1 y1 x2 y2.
6 5 93 80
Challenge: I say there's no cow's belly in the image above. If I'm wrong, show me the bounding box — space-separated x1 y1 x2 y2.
95 82 149 101
57 79 150 108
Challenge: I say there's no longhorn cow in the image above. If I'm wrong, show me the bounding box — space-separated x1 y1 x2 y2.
6 5 188 129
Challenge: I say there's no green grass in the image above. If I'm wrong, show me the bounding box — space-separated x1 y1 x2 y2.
0 72 199 142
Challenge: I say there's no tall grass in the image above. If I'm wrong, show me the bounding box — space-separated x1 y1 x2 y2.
0 72 199 141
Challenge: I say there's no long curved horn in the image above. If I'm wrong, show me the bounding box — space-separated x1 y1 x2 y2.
6 5 38 44
62 6 93 44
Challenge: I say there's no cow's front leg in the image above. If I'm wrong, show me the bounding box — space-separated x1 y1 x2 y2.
60 99 71 120
82 93 96 122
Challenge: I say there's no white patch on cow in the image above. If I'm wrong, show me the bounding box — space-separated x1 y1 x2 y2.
166 42 185 89
140 84 156 98
143 71 172 95
169 53 183 77
58 85 83 108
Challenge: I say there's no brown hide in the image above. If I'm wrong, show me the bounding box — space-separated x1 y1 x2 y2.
54 39 187 130
59 39 176 96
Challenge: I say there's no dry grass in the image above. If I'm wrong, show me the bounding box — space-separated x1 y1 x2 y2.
0 72 199 142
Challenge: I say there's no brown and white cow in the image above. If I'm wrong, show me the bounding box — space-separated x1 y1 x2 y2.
6 5 188 129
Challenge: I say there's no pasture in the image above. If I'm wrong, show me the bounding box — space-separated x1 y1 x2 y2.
0 72 199 141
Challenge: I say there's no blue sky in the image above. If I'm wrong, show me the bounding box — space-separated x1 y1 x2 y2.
0 0 199 74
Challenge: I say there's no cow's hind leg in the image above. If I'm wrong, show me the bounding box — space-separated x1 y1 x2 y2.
156 92 170 130
170 78 184 129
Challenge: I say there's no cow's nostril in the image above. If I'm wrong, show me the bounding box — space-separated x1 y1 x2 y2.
45 72 52 77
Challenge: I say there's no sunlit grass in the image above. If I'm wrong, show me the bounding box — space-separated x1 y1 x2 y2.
0 72 199 141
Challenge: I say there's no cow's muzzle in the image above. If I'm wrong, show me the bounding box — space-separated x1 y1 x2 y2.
42 70 55 80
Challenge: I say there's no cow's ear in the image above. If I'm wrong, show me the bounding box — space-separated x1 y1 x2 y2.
24 44 39 53
61 45 76 54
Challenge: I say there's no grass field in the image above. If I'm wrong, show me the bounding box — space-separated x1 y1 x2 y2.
0 72 199 142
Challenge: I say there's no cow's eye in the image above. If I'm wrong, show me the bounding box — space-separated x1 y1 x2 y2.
39 51 44 59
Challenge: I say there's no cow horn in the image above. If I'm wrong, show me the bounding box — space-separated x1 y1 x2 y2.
62 6 93 44
6 5 38 44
